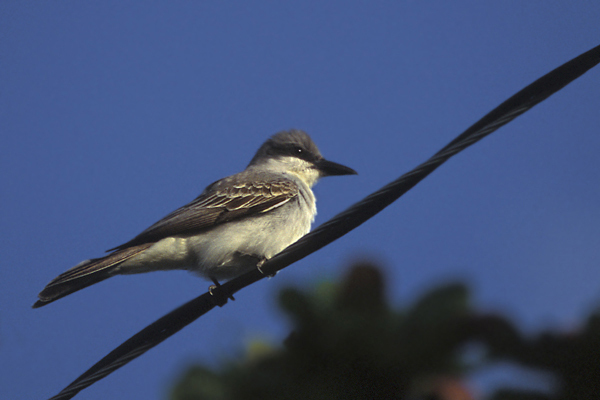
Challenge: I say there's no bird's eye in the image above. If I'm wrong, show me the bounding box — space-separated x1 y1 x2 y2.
296 147 303 154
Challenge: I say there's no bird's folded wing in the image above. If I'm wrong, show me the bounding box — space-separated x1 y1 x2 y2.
108 179 299 251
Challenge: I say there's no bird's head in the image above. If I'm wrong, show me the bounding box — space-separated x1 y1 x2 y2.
248 130 357 187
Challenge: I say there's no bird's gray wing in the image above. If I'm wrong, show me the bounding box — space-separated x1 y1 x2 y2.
109 177 299 251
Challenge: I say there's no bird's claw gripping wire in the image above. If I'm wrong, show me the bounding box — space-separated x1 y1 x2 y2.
256 258 276 278
209 277 235 307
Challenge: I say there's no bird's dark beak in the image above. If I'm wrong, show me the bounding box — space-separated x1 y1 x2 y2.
316 159 358 177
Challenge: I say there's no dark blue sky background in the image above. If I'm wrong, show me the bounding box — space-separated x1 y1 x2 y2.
2 2 600 399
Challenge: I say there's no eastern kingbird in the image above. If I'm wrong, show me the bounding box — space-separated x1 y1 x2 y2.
33 130 357 308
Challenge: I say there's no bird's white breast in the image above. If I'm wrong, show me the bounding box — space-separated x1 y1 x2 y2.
189 180 316 279
117 179 316 281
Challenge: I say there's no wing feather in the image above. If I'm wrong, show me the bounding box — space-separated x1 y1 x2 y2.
108 177 299 251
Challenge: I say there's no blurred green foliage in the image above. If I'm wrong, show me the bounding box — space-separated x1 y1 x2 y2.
171 263 600 400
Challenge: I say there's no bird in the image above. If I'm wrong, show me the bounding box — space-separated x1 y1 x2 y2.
33 130 357 308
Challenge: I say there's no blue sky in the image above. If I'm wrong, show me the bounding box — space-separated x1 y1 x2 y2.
2 2 600 399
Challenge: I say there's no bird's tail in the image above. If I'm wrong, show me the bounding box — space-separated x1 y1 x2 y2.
33 243 153 308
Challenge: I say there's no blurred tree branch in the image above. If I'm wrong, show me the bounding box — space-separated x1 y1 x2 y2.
172 263 600 400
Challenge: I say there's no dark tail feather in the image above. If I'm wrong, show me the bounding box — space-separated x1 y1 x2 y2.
33 243 153 308
32 266 113 308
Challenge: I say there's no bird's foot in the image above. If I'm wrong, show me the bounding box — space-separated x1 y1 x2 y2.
256 258 276 278
209 277 235 307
